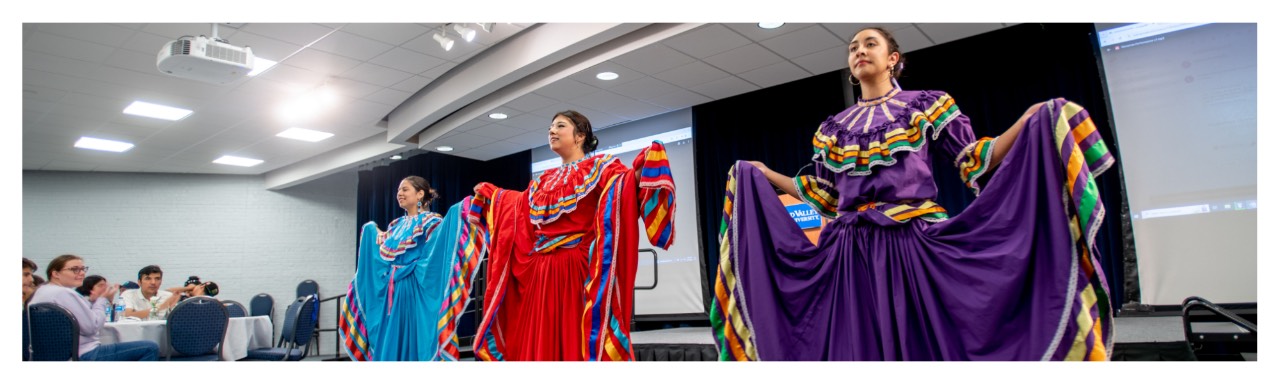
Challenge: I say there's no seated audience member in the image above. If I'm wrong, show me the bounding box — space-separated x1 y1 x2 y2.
28 254 159 361
121 265 185 320
22 257 37 306
75 275 108 298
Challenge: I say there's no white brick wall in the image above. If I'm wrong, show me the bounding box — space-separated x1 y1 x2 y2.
23 170 357 358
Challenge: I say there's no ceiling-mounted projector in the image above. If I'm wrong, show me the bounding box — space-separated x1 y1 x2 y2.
157 35 255 84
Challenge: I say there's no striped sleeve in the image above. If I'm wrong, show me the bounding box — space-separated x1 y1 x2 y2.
791 165 839 219
954 136 999 196
632 141 676 250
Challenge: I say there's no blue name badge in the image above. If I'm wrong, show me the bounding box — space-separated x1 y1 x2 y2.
785 203 823 230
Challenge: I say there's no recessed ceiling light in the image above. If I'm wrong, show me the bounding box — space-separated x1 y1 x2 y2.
74 137 134 152
596 72 619 81
276 127 334 142
123 101 192 121
757 22 785 29
489 112 508 120
435 146 454 152
390 155 403 160
212 155 263 167
247 57 278 76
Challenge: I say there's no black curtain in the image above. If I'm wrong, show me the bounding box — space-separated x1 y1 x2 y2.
356 150 531 233
691 71 848 311
692 23 1135 312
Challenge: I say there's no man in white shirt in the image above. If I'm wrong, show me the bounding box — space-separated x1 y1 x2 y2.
121 265 186 320
28 254 158 361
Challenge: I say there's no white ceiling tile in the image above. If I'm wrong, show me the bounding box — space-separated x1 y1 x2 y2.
758 25 846 60
369 47 448 75
475 140 532 156
341 23 431 46
534 79 599 102
497 113 550 132
309 31 395 61
284 48 363 75
24 51 100 79
468 123 526 139
327 77 384 100
341 63 415 88
453 119 489 132
26 31 116 63
569 91 663 121
102 49 156 73
364 88 414 107
389 75 433 93
652 61 731 88
36 23 138 47
216 31 303 63
612 44 697 75
256 64 328 88
567 62 644 90
239 23 336 47
703 43 785 74
792 46 850 75
722 23 816 42
507 130 551 146
141 24 224 40
739 60 811 88
334 98 395 126
662 24 753 59
420 62 456 78
119 31 174 55
689 76 761 100
428 132 494 151
503 92 557 113
891 26 936 53
820 23 918 43
915 23 1005 45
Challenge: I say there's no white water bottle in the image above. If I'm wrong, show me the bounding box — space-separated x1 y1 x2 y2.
113 292 126 322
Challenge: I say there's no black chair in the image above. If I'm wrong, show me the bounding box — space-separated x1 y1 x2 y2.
22 307 31 361
242 295 318 361
296 280 319 298
295 280 324 356
250 293 274 319
27 303 80 361
166 296 229 361
222 300 248 318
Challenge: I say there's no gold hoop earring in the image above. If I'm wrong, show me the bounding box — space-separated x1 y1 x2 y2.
848 74 860 86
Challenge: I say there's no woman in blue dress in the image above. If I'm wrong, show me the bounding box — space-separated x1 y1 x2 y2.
338 176 486 361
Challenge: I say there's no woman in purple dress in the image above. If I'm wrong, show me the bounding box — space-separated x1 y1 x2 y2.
711 27 1114 361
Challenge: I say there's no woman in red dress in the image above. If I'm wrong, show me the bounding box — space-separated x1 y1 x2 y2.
470 110 676 361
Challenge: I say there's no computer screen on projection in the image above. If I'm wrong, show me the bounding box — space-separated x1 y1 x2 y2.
532 126 705 317
1095 23 1257 305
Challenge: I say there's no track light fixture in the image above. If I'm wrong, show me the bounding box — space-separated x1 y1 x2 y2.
452 24 477 42
433 29 455 51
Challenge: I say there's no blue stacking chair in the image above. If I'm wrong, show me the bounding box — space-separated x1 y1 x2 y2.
222 300 248 318
295 280 323 356
22 307 31 361
166 296 229 361
242 295 317 361
27 303 80 361
250 293 274 319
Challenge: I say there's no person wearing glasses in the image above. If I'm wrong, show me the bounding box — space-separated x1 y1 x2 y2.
27 254 159 361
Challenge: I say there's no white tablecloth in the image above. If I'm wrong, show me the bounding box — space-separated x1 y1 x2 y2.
101 315 273 361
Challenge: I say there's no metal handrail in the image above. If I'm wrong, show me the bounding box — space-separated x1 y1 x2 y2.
636 249 658 290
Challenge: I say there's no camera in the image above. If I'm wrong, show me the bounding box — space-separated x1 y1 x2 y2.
184 275 219 297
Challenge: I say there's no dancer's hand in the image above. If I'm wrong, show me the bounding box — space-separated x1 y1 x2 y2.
745 161 770 173
1016 101 1048 130
376 230 387 245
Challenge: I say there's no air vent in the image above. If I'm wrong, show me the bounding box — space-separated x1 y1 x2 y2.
205 44 247 65
170 40 191 56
